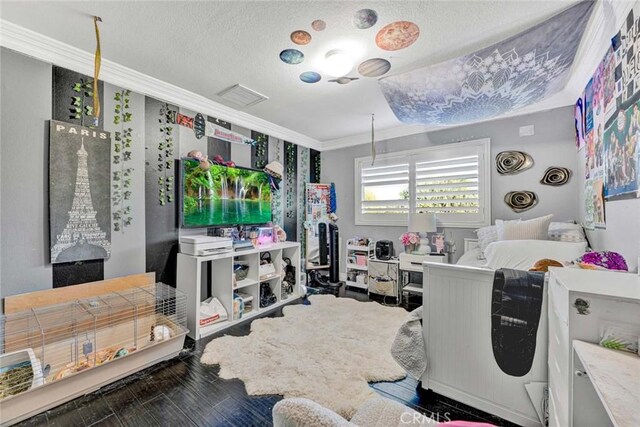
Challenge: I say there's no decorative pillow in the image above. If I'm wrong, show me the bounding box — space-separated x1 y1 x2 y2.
574 251 628 271
496 214 553 241
548 221 587 242
475 225 498 259
475 219 520 259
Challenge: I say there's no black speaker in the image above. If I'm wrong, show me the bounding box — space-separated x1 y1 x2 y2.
318 223 328 266
329 223 340 283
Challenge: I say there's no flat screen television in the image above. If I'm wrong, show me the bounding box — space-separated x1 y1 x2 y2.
181 159 272 227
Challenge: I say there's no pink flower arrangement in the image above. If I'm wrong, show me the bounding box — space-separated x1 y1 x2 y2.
400 232 420 246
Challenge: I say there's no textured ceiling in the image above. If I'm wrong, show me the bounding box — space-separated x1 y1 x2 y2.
0 1 596 143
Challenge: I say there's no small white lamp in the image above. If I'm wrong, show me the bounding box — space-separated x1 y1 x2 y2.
408 213 437 254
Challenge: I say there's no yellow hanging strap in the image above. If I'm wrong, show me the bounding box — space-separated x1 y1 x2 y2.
93 16 102 126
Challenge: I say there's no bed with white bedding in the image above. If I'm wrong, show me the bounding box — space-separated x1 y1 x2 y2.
455 246 485 267
420 239 588 427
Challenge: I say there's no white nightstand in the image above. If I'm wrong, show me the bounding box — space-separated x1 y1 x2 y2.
399 252 448 297
368 258 400 299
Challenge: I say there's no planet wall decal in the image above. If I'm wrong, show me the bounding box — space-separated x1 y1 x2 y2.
290 30 312 45
375 21 420 51
353 9 378 29
280 49 304 64
300 71 321 83
358 58 391 77
311 19 326 31
328 77 359 85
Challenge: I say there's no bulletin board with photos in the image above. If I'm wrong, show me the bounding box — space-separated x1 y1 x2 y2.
576 2 640 230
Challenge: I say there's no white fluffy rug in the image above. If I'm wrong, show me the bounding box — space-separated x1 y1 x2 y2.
201 295 408 418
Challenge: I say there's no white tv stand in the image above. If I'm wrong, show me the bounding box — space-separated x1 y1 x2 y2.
177 241 301 340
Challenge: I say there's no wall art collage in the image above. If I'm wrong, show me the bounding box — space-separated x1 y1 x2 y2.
576 2 640 230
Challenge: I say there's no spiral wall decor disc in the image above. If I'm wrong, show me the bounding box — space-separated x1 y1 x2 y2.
504 191 538 213
540 167 571 186
496 151 534 175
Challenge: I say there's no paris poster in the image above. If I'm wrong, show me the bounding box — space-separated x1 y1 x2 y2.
49 120 111 263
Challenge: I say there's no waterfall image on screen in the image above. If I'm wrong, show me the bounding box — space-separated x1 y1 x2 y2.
182 159 272 227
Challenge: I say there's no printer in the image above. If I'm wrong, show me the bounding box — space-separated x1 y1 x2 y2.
179 235 233 256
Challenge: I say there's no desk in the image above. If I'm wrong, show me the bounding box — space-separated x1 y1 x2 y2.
572 340 640 427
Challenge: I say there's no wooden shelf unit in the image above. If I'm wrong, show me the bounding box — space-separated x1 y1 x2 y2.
177 242 301 340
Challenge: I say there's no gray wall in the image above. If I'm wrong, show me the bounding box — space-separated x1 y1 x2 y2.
322 106 578 267
0 48 53 306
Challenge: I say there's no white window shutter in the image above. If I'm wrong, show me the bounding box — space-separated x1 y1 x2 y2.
354 139 490 227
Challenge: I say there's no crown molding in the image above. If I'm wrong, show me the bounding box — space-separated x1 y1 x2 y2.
0 19 322 151
321 123 434 151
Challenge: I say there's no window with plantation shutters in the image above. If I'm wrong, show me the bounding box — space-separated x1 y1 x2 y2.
355 158 410 225
355 139 490 227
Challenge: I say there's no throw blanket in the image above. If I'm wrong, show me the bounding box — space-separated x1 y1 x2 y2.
390 307 426 379
491 268 545 377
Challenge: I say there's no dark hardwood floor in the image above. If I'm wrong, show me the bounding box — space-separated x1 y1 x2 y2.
15 288 517 427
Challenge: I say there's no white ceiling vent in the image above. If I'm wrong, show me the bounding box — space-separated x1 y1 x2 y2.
217 84 268 108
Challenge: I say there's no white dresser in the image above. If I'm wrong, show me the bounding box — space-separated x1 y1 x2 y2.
547 267 640 427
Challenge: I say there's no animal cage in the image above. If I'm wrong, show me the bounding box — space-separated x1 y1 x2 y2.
0 282 187 425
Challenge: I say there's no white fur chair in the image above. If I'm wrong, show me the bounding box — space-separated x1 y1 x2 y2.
272 396 435 427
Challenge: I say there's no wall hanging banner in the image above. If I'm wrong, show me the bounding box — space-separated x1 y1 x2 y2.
603 102 640 199
584 177 606 230
50 120 111 263
92 16 102 127
170 111 254 144
575 95 586 149
613 4 640 106
378 1 594 126
205 121 255 145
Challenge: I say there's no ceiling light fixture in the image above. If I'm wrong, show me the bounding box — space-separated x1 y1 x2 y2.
323 49 354 77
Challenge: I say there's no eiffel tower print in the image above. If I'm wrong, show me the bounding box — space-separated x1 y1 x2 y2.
50 121 111 263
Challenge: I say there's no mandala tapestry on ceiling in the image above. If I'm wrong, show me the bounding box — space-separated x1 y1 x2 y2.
378 1 595 126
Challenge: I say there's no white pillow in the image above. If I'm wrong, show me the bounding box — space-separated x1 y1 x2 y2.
475 219 520 259
496 214 553 240
548 221 587 242
484 240 588 270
